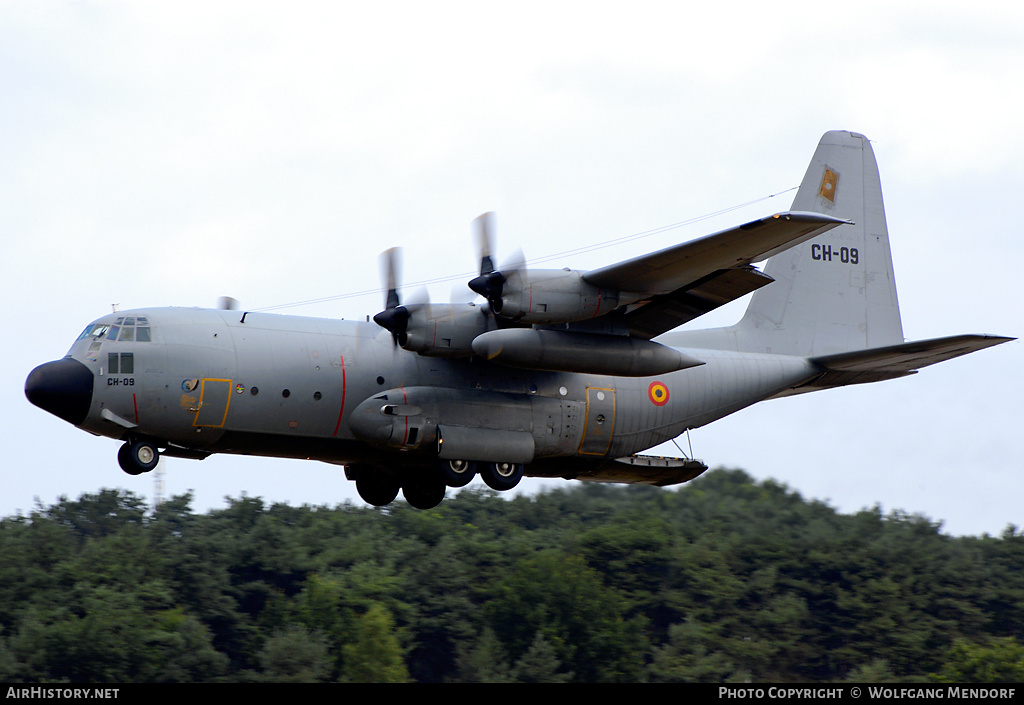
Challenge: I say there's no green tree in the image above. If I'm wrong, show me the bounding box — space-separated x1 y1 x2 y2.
3 472 1024 682
511 632 572 683
341 603 409 683
257 623 332 682
487 551 644 682
455 627 512 683
933 637 1024 683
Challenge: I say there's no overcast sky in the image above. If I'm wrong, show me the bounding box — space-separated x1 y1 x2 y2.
3 1 1021 535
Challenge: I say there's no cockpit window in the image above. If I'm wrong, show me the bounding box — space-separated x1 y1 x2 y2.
77 324 111 340
116 319 152 341
76 319 152 345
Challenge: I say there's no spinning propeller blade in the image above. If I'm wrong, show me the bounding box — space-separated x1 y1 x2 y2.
467 212 527 316
473 212 496 276
372 248 431 347
373 248 409 346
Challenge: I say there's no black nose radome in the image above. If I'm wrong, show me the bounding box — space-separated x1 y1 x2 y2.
26 358 94 426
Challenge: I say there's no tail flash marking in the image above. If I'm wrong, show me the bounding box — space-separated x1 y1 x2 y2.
819 168 838 203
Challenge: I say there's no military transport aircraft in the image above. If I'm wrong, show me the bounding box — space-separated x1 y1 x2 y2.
25 131 1013 509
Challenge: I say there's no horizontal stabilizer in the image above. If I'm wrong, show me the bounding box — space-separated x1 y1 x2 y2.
784 334 1015 393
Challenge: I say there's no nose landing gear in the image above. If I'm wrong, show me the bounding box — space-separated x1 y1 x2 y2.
117 439 160 475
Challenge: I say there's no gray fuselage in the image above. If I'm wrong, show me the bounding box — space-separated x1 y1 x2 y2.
60 306 819 478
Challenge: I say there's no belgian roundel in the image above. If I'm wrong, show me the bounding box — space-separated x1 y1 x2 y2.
648 381 669 407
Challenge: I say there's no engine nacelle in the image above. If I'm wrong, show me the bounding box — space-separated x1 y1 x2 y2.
494 269 620 324
472 328 704 376
401 303 490 357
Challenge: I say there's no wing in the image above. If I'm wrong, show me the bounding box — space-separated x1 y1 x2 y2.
614 265 775 339
585 211 849 295
373 211 849 366
585 211 849 339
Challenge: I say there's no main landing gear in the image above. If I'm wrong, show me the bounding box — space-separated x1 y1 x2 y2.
438 459 477 488
436 459 525 492
354 468 445 510
117 438 160 475
479 462 524 492
355 470 401 507
352 459 525 510
402 473 447 510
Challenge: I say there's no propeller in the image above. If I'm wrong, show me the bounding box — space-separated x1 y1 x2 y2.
474 212 496 276
468 211 509 314
372 248 431 347
373 248 411 346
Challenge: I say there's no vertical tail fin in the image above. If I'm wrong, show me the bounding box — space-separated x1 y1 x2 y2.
678 131 905 356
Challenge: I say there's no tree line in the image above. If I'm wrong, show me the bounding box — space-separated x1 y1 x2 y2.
1 468 1022 682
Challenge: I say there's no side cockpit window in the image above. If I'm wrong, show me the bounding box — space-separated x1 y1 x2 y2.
77 324 111 341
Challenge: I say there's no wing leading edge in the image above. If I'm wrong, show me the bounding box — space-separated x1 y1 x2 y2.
586 211 849 295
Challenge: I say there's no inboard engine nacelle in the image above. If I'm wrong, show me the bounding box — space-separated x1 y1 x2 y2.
470 269 622 324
